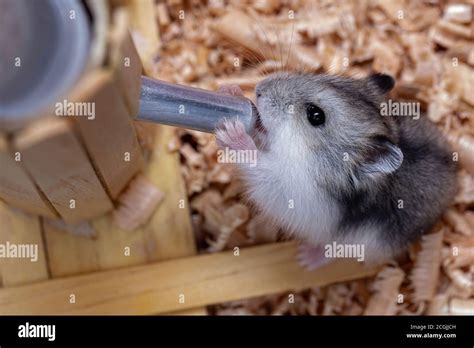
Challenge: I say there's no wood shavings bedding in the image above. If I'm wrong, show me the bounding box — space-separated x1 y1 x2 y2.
410 230 444 303
364 266 405 315
154 0 473 315
113 174 164 231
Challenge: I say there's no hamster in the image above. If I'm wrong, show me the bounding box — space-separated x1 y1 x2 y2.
215 72 457 266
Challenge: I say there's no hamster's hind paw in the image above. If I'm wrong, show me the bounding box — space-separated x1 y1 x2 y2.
297 243 332 271
215 119 257 152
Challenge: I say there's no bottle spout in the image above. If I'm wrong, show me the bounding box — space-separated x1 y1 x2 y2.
136 76 257 134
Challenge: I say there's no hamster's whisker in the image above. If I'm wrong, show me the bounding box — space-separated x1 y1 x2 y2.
284 13 296 73
270 21 284 70
247 10 280 65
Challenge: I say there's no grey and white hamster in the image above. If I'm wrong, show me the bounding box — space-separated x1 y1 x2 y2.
215 72 457 265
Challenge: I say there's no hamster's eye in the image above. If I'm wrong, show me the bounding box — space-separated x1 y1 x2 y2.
305 103 325 127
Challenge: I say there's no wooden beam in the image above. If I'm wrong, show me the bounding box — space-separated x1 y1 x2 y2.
44 0 194 278
142 125 197 262
72 69 144 199
0 201 49 287
126 0 202 312
42 6 146 278
14 118 113 223
0 242 379 314
0 134 57 218
163 307 209 316
42 210 156 278
41 126 194 278
89 213 149 270
42 125 196 277
126 0 160 75
42 221 100 277
109 8 143 117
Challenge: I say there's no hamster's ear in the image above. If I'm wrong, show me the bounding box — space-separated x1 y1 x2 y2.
366 73 395 94
360 137 403 177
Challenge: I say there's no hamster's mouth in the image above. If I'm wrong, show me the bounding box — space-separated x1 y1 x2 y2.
251 106 269 151
255 112 267 134
252 105 267 134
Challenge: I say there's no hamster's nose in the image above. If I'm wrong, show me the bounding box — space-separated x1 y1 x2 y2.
255 80 275 100
255 86 263 99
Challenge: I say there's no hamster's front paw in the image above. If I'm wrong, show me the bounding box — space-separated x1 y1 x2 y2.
297 243 332 271
215 119 257 152
218 83 244 97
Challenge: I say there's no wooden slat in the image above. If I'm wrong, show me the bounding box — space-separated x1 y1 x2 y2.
42 222 100 277
42 125 196 277
43 126 196 278
91 213 148 270
1 1 196 307
0 134 57 218
163 307 209 316
0 242 379 314
126 0 202 312
72 70 144 199
43 212 153 278
109 8 143 117
14 118 113 223
142 125 196 261
42 6 147 277
126 0 161 75
0 200 49 287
